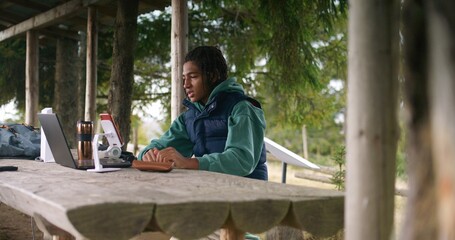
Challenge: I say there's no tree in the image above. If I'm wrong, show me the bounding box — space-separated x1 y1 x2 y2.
108 0 139 150
0 39 56 118
54 37 79 148
0 39 26 110
193 0 347 127
133 13 172 123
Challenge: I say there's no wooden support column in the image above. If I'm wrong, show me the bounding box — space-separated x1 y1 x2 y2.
345 0 400 239
428 1 455 238
25 30 39 126
170 0 188 121
85 6 98 122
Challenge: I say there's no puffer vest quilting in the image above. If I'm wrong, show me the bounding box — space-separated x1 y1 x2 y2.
183 92 268 180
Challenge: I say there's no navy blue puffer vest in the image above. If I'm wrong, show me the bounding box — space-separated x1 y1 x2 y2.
183 92 268 180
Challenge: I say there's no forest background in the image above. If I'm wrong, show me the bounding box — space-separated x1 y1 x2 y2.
0 0 406 179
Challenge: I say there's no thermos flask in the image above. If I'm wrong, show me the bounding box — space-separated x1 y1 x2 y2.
77 120 93 166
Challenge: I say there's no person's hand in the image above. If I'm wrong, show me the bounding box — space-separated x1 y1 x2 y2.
142 148 159 162
154 147 198 169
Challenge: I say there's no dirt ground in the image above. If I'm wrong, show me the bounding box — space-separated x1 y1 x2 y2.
0 202 43 240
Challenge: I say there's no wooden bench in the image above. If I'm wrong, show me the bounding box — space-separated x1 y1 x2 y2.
0 159 344 240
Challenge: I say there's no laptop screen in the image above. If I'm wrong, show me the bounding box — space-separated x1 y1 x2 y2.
37 113 77 169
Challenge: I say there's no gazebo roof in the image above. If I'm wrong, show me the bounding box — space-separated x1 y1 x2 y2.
0 0 170 42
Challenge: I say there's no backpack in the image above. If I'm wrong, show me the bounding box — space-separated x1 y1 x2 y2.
0 123 41 159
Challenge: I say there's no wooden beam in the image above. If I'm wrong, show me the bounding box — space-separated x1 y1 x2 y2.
0 10 28 24
0 0 103 42
0 9 80 40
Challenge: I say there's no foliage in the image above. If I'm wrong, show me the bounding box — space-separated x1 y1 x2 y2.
330 145 346 190
193 0 348 127
133 13 172 121
0 38 58 114
0 1 350 162
0 39 25 107
396 113 407 179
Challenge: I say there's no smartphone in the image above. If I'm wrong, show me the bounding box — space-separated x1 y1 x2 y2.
99 113 124 147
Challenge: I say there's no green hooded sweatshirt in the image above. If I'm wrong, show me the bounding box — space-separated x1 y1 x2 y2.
138 77 266 177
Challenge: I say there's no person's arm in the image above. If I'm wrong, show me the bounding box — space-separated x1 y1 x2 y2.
197 101 266 176
138 114 194 160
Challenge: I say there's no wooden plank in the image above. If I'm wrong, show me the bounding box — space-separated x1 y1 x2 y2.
67 203 154 240
294 172 333 184
154 202 229 238
9 0 50 12
0 0 103 42
0 159 344 239
285 197 344 238
230 200 290 233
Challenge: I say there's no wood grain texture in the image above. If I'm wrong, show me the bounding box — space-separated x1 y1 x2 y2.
0 160 344 239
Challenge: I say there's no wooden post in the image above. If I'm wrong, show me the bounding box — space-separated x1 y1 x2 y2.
302 124 308 159
25 30 39 126
345 0 399 239
400 0 438 238
428 1 455 238
85 6 98 122
170 0 188 121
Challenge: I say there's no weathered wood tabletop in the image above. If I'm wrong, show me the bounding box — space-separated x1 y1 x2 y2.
0 159 344 240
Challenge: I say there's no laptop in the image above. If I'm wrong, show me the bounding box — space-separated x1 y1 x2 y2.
37 113 131 170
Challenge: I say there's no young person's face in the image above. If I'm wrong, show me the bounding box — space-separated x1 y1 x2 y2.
183 61 211 104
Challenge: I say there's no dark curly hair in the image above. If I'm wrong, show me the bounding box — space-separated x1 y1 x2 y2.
184 46 228 91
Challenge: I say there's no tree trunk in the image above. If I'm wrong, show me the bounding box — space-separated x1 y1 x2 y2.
427 1 455 238
400 0 438 239
345 0 400 239
108 0 139 150
54 37 79 148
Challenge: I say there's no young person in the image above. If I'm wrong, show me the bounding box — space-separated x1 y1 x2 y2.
138 46 267 181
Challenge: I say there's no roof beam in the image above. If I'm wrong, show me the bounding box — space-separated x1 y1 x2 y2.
0 0 102 42
5 0 50 12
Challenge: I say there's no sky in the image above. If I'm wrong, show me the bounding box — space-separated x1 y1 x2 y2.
0 101 19 122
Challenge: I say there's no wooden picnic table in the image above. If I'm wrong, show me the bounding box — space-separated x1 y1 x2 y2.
0 159 344 240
